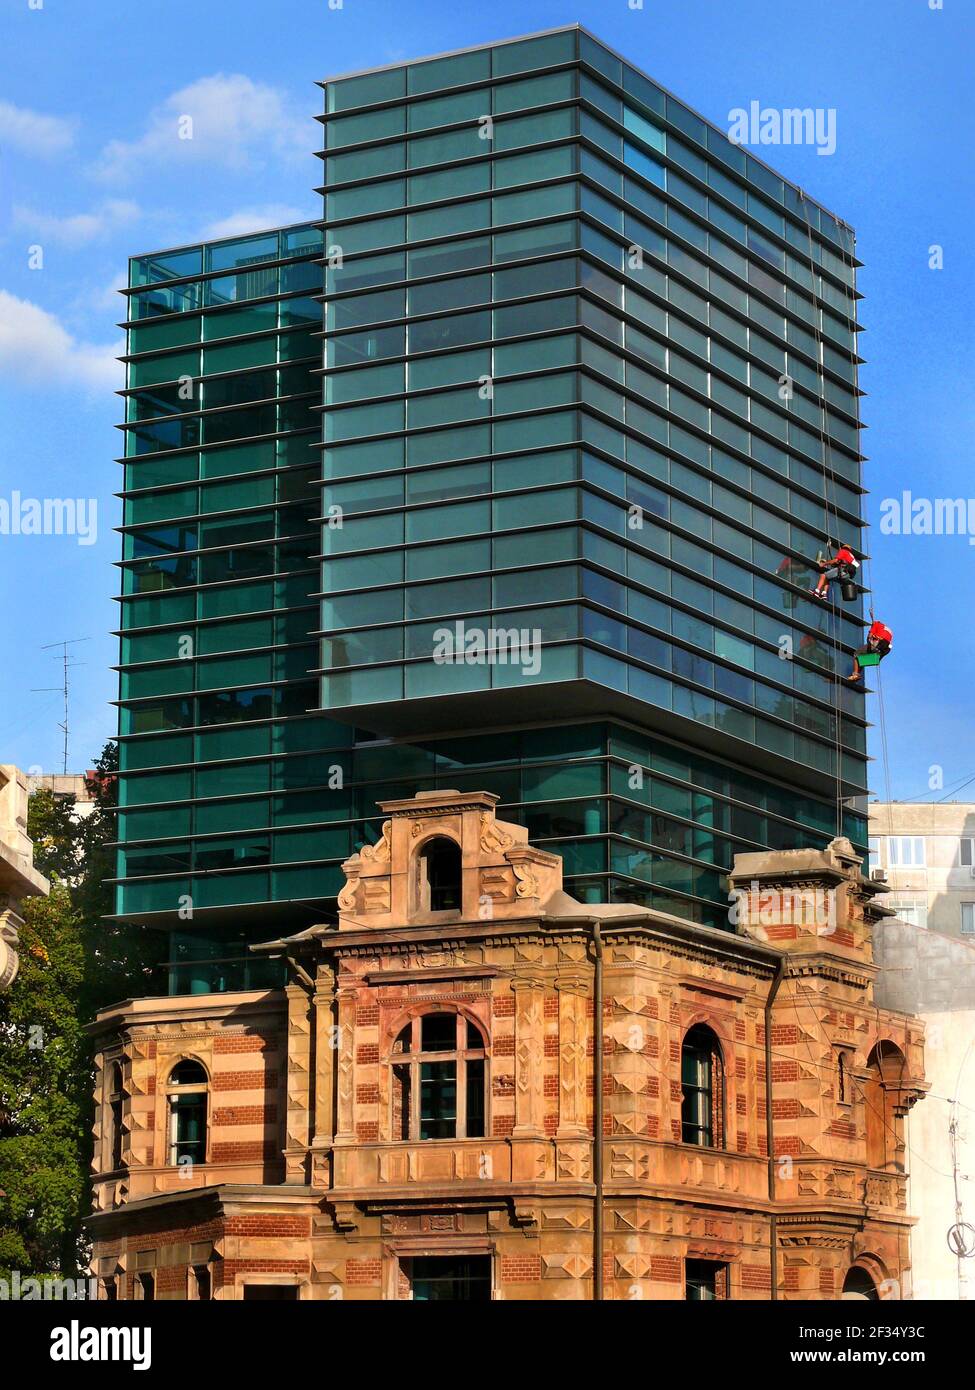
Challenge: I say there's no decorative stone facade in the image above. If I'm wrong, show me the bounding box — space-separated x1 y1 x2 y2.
0 764 50 991
86 790 927 1300
88 991 287 1214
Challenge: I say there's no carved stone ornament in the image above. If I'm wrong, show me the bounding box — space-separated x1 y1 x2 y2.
337 868 359 912
480 811 514 854
512 861 538 899
360 821 392 863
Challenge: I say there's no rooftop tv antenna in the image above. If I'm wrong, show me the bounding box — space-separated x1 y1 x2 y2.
32 637 90 775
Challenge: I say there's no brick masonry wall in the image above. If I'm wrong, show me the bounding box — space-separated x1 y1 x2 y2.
87 828 925 1301
90 997 289 1207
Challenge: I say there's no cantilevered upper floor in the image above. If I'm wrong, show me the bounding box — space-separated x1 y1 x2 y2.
315 25 868 801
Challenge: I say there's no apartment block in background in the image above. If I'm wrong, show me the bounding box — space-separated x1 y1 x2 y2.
868 802 975 939
28 770 101 820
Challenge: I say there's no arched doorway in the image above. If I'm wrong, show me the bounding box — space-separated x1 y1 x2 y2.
842 1266 879 1300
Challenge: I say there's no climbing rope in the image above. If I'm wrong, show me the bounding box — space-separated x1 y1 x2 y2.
798 194 851 836
821 215 897 844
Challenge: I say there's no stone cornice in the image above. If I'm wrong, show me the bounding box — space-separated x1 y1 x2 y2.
86 988 287 1036
84 1183 320 1233
785 959 876 989
309 917 780 982
377 789 500 817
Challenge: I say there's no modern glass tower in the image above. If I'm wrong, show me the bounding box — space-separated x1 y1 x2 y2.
114 26 868 992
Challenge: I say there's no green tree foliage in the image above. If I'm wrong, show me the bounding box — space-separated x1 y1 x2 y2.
0 740 164 1279
0 882 85 1277
77 741 161 1017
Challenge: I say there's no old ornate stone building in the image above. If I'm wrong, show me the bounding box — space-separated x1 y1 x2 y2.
0 765 50 992
86 790 927 1300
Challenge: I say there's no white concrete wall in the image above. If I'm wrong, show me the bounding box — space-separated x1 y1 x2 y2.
906 1010 975 1300
876 916 975 1298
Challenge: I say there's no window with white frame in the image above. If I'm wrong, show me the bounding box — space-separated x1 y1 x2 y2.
868 838 881 872
959 838 975 868
166 1059 208 1166
961 903 975 937
889 899 928 930
887 837 926 868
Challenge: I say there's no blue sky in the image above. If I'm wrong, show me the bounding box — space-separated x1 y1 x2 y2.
0 0 971 803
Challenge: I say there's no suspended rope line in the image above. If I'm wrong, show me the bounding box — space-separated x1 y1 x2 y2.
822 198 898 846
798 194 850 837
861 547 895 837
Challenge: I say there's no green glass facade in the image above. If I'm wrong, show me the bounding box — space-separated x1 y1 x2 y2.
115 27 869 993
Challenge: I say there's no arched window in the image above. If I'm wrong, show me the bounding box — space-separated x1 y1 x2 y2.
417 837 462 913
390 1013 486 1140
166 1060 209 1167
842 1266 879 1300
864 1040 906 1172
681 1024 725 1148
108 1062 124 1171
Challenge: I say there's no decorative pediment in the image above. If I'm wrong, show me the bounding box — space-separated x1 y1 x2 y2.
335 790 562 931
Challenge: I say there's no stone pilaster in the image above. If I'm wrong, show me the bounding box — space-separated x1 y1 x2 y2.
605 945 654 1140
125 1031 155 1171
311 965 336 1184
284 982 314 1182
511 974 545 1138
555 975 589 1137
333 987 357 1145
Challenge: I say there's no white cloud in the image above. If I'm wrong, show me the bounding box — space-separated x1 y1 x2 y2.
0 291 121 391
89 268 130 313
0 100 76 158
92 74 309 183
202 203 312 241
12 199 141 247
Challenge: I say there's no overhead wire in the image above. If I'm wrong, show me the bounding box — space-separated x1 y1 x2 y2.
880 770 975 805
615 977 954 1181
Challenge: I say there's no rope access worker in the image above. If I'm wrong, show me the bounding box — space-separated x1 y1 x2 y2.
844 619 893 683
812 542 859 600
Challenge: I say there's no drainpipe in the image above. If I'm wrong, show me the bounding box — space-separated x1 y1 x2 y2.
765 956 786 1301
592 921 604 1302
